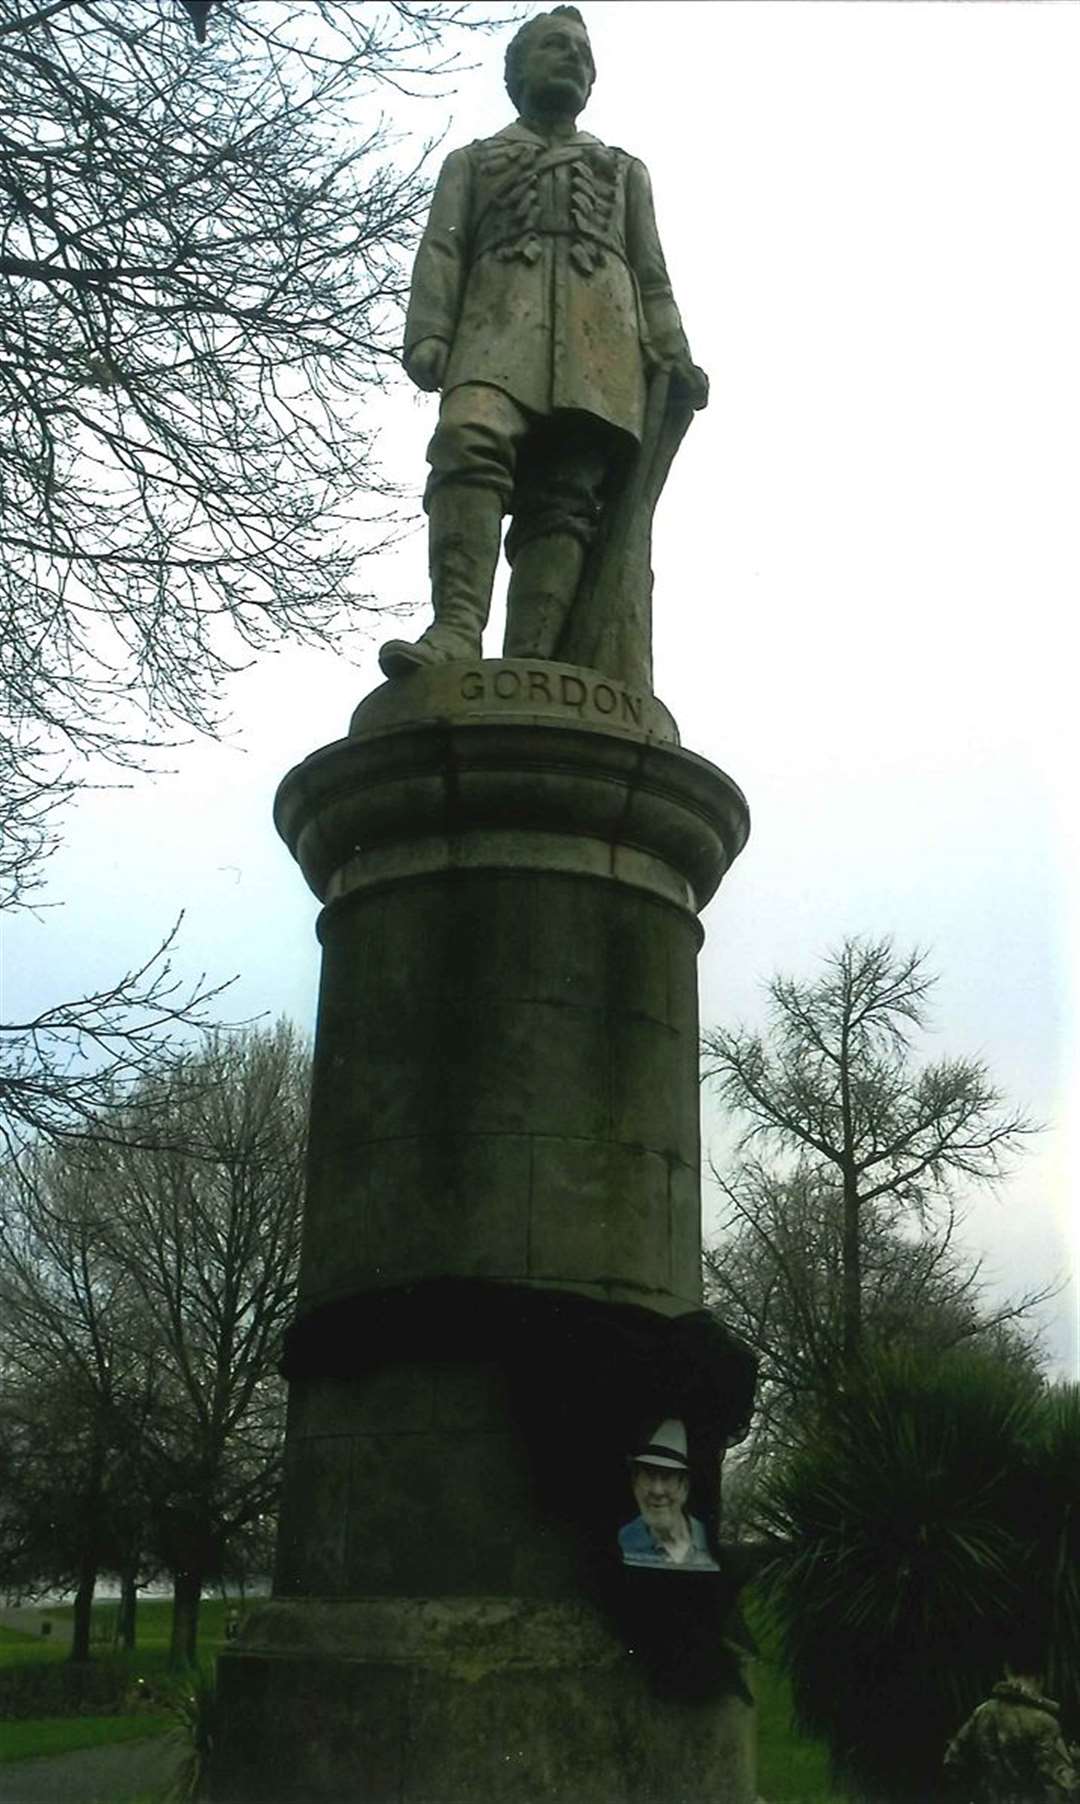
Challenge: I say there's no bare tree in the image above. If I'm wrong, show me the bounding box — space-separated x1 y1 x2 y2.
0 1144 161 1659
703 1157 1049 1466
0 1023 308 1662
1 0 493 1147
1 0 488 879
701 938 1040 1370
101 1021 307 1665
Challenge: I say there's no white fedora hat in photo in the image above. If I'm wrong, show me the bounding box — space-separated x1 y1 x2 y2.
632 1418 689 1471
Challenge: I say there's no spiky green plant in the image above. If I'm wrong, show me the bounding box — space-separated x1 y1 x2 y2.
753 1348 1043 1803
161 1661 218 1803
1028 1382 1080 1738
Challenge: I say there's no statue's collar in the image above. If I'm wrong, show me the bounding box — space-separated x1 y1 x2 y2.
505 117 599 150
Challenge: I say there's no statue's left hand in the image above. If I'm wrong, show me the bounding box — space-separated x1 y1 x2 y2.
405 337 450 393
671 358 709 411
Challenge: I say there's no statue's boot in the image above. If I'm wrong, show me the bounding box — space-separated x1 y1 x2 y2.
378 484 503 680
502 532 587 661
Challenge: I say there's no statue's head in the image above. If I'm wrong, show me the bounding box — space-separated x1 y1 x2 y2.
505 7 595 119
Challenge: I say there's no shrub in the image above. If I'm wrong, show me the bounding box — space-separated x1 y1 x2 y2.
162 1663 219 1803
1028 1382 1080 1740
753 1349 1042 1803
0 1654 135 1720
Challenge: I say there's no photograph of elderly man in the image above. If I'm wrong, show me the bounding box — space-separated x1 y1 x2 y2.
617 1418 719 1571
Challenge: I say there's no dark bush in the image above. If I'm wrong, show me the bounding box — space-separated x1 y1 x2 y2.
0 1654 138 1720
1028 1382 1080 1741
753 1348 1043 1803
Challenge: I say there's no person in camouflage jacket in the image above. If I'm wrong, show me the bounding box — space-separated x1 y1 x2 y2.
944 1669 1077 1802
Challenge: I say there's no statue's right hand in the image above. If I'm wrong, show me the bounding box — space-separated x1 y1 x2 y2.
405 338 449 392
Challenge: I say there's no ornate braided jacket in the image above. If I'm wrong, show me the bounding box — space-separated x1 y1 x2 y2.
403 120 693 442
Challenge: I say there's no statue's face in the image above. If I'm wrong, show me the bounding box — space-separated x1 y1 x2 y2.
520 16 593 117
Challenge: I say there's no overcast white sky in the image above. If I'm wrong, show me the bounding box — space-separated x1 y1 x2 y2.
5 2 1077 1374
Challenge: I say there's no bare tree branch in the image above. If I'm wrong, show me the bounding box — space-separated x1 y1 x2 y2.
0 1 503 1153
0 0 498 896
0 916 233 1153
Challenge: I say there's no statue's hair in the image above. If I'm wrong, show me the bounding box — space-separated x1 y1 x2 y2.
504 6 594 111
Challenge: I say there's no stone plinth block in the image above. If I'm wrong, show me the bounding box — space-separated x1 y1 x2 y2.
213 1597 756 1804
210 663 753 1804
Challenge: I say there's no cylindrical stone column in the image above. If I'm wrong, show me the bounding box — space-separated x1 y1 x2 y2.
212 660 753 1804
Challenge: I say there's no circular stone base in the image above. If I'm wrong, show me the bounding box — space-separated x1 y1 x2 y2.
277 662 747 914
211 1597 756 1804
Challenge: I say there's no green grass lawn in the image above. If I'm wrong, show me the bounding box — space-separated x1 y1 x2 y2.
745 1589 854 1803
0 1623 64 1667
0 1596 230 1666
0 1595 232 1767
0 1712 173 1763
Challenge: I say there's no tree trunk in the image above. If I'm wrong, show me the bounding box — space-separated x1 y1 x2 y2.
841 1168 862 1370
118 1567 138 1651
69 1553 96 1663
838 1012 862 1372
70 1437 107 1663
170 1567 203 1667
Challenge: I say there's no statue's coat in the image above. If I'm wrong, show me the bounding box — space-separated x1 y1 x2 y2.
404 121 691 441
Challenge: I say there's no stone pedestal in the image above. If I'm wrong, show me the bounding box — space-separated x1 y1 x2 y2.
212 661 753 1804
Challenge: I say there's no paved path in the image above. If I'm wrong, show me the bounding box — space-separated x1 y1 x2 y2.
0 1733 185 1803
1 1606 183 1798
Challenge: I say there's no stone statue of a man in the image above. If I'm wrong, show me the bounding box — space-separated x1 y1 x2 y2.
378 5 707 688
